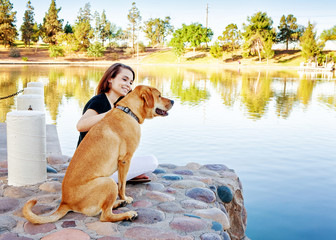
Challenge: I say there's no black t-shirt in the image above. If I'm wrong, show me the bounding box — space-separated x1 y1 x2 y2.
77 93 111 147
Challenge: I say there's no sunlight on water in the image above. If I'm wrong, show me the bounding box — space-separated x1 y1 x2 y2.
1 65 336 240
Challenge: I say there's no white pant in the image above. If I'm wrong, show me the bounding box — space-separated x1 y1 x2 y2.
110 155 158 183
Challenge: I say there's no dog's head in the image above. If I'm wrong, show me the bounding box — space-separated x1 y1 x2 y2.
119 85 174 123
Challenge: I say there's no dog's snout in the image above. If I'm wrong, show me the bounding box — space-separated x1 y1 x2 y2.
170 100 174 106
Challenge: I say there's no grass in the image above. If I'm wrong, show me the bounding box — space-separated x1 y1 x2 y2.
0 40 50 49
141 48 335 67
1 42 334 68
141 48 299 66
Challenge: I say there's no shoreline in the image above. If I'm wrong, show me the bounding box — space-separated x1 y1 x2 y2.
0 60 300 71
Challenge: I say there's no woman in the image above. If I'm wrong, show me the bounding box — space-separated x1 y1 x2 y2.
76 63 157 183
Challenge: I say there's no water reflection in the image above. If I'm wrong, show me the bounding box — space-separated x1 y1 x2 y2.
0 66 335 123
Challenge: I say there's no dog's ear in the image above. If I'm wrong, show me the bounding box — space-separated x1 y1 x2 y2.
141 89 154 108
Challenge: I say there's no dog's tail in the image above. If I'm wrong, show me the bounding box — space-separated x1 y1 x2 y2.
23 199 70 224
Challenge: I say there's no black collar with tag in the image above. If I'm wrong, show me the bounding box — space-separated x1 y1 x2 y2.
115 106 140 123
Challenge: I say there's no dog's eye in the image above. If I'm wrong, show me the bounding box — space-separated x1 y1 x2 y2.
159 95 161 98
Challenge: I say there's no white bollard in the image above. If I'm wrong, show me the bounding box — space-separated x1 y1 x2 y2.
6 111 47 186
24 87 44 96
27 82 44 95
17 94 45 112
27 82 44 88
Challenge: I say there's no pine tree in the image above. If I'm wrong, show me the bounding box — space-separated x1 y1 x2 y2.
277 14 299 50
31 23 40 43
262 38 274 64
0 0 18 47
95 10 110 46
218 23 242 60
300 21 319 60
42 0 63 45
242 11 275 61
143 17 173 47
73 3 94 50
127 2 142 53
64 22 73 34
20 0 35 47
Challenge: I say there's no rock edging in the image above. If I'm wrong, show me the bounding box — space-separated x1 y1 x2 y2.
0 155 249 240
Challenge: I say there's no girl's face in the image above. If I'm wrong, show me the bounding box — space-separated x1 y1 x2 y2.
109 68 134 97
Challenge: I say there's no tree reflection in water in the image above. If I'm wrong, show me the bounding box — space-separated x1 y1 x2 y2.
0 65 335 124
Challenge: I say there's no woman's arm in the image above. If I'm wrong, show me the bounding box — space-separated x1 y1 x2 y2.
76 109 110 132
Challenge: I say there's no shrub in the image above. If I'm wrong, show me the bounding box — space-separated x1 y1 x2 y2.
22 57 28 61
110 52 119 61
49 45 65 58
9 48 21 57
108 42 119 49
137 42 146 53
210 42 223 60
124 47 134 56
326 52 336 62
87 42 105 60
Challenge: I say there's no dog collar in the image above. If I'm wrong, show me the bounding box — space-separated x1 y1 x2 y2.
115 106 140 123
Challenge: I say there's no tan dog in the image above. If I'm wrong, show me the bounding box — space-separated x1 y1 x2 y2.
23 85 174 224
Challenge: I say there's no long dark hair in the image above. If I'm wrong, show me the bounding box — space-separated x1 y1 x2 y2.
96 63 135 95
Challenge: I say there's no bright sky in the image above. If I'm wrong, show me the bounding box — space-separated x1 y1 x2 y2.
13 0 336 40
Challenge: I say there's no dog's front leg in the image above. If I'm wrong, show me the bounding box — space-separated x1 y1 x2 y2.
117 158 133 204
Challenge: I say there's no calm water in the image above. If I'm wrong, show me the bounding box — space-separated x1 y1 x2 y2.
1 65 336 240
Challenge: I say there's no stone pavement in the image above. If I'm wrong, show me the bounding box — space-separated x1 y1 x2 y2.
0 123 249 240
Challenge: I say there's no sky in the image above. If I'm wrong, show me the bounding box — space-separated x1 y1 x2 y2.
12 0 336 41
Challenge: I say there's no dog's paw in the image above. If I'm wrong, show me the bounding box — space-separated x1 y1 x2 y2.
128 211 138 221
120 200 127 208
125 196 133 204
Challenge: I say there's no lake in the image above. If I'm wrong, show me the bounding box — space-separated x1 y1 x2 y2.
0 65 335 240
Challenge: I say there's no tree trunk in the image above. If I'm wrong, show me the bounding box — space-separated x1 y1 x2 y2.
256 41 261 62
286 40 289 51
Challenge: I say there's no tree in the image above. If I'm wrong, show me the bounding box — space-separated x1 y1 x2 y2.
242 11 275 61
183 23 213 51
320 25 336 42
162 17 174 44
262 38 274 64
300 21 319 60
64 21 73 33
218 23 241 59
107 24 123 45
169 28 185 61
56 32 78 55
127 2 142 53
0 0 17 47
20 0 35 47
143 17 173 47
169 23 213 59
73 3 94 50
41 0 63 45
94 10 110 46
277 14 299 50
31 23 40 43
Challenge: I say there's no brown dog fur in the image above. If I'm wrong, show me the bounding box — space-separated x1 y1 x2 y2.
22 85 174 224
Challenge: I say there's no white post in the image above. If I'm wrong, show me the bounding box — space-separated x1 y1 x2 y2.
7 111 47 186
